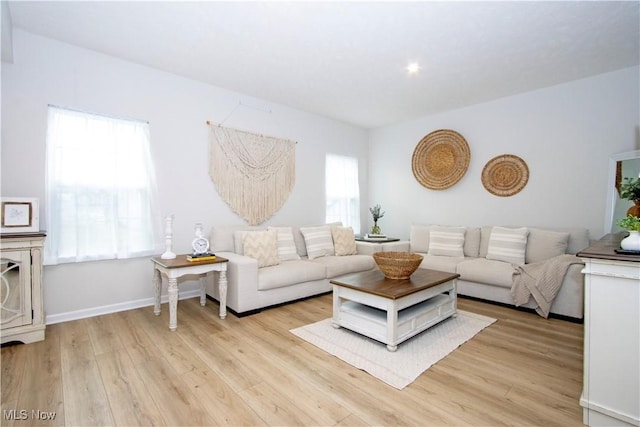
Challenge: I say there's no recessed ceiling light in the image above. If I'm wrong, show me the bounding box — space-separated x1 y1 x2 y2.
406 62 420 75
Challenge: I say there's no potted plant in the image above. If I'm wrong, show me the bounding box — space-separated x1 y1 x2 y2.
616 214 640 250
369 204 385 235
620 177 640 217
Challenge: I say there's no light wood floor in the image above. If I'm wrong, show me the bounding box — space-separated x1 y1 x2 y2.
1 294 585 426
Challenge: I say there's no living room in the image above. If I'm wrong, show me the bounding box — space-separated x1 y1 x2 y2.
1 1 639 425
2 1 638 324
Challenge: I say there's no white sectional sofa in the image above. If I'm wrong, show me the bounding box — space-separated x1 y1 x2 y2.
206 223 376 316
384 225 590 319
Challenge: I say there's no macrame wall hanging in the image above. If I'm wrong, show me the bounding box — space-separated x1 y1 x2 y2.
209 124 296 225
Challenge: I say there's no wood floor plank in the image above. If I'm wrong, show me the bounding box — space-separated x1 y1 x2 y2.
58 321 115 426
15 323 64 426
179 369 267 426
95 349 167 426
85 313 124 356
237 381 317 426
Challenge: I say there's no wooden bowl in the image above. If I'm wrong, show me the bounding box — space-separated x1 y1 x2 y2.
373 251 424 280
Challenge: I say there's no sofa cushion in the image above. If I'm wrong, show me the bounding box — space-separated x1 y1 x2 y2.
428 226 465 257
312 254 375 278
410 224 431 253
300 225 335 259
257 259 326 290
412 224 480 257
267 226 301 261
464 227 481 258
417 253 464 274
210 225 261 252
556 227 590 254
332 226 358 256
456 258 516 288
486 226 529 265
526 228 570 263
243 230 280 268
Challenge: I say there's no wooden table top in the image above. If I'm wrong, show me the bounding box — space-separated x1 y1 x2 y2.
330 268 459 300
577 233 640 263
151 254 228 269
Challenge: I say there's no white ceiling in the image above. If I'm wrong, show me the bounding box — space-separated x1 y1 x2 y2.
5 1 640 129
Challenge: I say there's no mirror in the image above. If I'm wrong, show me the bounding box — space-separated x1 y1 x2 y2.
605 150 640 233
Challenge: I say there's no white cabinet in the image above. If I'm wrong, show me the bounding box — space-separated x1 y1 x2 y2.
578 234 640 427
0 233 46 344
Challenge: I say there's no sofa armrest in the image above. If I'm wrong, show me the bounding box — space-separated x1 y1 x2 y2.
548 262 585 319
208 251 260 314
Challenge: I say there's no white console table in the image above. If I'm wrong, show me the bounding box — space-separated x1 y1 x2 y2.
577 234 640 427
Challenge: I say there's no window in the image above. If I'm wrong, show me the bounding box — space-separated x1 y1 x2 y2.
325 154 360 233
45 106 162 264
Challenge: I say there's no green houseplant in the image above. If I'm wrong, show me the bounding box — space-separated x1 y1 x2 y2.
620 177 640 217
616 214 640 250
617 214 640 232
620 177 640 201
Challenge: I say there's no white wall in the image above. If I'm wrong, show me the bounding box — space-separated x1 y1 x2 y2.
1 30 369 322
368 66 640 242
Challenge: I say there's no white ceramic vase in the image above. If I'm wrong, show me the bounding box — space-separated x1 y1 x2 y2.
620 230 640 251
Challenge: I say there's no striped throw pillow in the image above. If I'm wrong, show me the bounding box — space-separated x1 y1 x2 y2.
428 226 466 257
267 226 301 261
486 226 529 265
300 225 335 259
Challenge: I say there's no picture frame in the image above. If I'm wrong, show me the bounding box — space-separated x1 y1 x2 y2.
1 197 40 233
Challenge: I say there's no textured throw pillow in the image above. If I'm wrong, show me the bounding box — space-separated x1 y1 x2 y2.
243 229 280 267
300 225 335 259
486 226 529 265
428 226 466 257
267 226 301 261
332 226 357 256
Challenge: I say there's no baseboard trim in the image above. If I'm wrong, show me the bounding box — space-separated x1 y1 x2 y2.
45 290 202 325
457 295 584 324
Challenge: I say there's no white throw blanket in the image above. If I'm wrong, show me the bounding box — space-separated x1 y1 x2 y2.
511 254 584 318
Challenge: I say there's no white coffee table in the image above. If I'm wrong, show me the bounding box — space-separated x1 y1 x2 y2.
331 268 459 351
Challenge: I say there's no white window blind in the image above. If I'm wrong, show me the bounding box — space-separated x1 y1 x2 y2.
325 154 360 233
45 106 162 264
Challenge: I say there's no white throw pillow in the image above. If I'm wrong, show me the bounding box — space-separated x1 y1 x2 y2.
486 226 529 265
243 229 280 268
428 226 466 257
332 226 357 256
300 225 335 259
267 226 301 261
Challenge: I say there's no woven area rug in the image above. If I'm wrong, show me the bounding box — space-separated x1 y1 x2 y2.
290 310 496 390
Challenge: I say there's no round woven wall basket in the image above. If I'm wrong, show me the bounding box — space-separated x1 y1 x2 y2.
481 154 529 197
411 129 470 190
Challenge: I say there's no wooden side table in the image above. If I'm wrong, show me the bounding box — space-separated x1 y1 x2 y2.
151 255 229 331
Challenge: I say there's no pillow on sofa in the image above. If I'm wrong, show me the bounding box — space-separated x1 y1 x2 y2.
410 224 432 253
428 226 465 257
300 225 335 259
243 229 280 267
267 226 301 261
526 228 570 264
486 226 529 265
332 226 357 256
